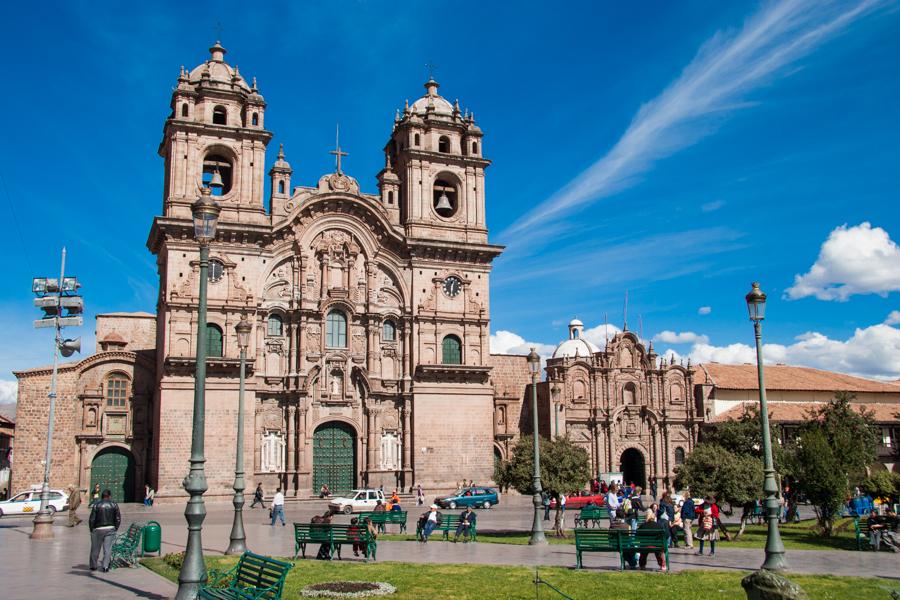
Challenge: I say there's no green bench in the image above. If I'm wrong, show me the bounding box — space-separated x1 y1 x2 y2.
110 522 144 568
293 522 376 560
574 507 608 527
199 551 292 599
574 528 668 570
357 510 407 533
416 514 478 541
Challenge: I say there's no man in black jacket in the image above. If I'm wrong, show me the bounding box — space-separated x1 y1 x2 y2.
89 490 121 572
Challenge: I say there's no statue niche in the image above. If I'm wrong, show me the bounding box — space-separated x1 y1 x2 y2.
314 230 362 294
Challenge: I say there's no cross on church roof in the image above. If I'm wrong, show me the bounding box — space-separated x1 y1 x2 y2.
425 61 437 81
330 124 348 175
213 21 224 41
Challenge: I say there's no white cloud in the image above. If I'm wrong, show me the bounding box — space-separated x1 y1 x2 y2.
0 380 17 404
785 222 900 301
653 330 710 345
501 0 886 246
886 310 900 326
701 200 725 213
698 306 712 315
489 330 556 359
583 324 622 349
669 322 900 380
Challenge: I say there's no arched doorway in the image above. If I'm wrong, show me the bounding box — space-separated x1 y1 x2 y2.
91 447 135 503
313 422 356 494
620 448 646 489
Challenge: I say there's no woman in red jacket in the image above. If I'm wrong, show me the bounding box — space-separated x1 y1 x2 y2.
696 496 720 556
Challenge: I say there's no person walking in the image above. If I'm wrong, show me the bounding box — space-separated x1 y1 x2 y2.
67 484 82 527
416 484 425 506
542 491 551 521
90 483 101 506
553 506 566 538
680 491 696 549
88 489 121 572
251 483 266 508
270 487 286 526
629 487 644 531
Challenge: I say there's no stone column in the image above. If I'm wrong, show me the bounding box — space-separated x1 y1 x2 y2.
367 408 377 472
402 398 412 483
287 405 296 495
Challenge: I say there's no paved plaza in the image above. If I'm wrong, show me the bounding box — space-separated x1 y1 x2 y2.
0 495 898 599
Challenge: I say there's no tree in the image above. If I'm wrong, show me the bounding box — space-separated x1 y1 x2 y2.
788 392 878 535
860 471 900 503
789 429 846 535
674 443 762 509
496 436 591 497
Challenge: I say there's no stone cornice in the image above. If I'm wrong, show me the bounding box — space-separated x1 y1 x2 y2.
407 238 503 264
14 350 156 378
415 364 491 384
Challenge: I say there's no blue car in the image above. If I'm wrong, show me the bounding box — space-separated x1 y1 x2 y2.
435 486 499 509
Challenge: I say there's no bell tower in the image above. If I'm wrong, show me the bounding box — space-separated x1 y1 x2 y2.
159 42 272 226
388 77 488 243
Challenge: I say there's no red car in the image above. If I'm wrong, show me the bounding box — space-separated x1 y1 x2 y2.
549 491 606 509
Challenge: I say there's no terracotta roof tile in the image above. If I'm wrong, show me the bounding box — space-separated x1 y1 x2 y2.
711 401 900 424
696 363 900 393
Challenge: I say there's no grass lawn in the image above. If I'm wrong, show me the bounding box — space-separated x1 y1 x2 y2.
379 518 860 551
142 556 894 599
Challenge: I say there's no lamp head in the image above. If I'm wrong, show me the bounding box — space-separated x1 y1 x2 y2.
527 347 541 376
745 281 767 322
236 317 252 350
191 189 221 245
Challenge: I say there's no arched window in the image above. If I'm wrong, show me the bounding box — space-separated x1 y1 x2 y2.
105 373 129 408
202 153 233 196
383 320 396 342
181 103 189 118
212 105 227 125
623 382 637 405
414 133 420 146
206 323 223 357
251 112 259 126
472 141 478 154
433 178 457 218
267 314 283 336
326 310 347 348
674 447 686 466
442 335 462 365
438 136 451 153
277 181 285 194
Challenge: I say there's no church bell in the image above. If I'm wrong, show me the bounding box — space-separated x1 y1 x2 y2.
208 168 225 190
435 191 452 211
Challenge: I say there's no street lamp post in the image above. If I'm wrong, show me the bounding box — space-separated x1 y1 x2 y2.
176 187 221 600
527 348 547 545
745 282 787 571
226 317 252 555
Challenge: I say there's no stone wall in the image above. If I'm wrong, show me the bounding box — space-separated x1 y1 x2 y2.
96 313 156 352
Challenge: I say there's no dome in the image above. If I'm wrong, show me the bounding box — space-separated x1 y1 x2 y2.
552 338 600 359
552 317 600 358
411 78 454 116
187 42 251 92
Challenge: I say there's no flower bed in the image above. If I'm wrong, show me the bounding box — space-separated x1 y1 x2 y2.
300 581 396 598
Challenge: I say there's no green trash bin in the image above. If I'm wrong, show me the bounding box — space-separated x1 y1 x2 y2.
142 520 161 557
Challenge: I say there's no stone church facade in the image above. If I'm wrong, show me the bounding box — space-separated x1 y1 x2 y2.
13 42 504 502
536 319 700 491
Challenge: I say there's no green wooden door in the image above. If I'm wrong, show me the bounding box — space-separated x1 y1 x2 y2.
91 447 135 503
313 422 355 494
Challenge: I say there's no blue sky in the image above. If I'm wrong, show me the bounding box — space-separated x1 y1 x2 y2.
1 0 899 402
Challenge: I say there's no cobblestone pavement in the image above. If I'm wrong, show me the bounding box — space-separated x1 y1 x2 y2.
1 496 896 599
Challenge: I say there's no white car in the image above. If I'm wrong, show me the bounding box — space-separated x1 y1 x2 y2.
328 489 386 514
0 489 69 517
